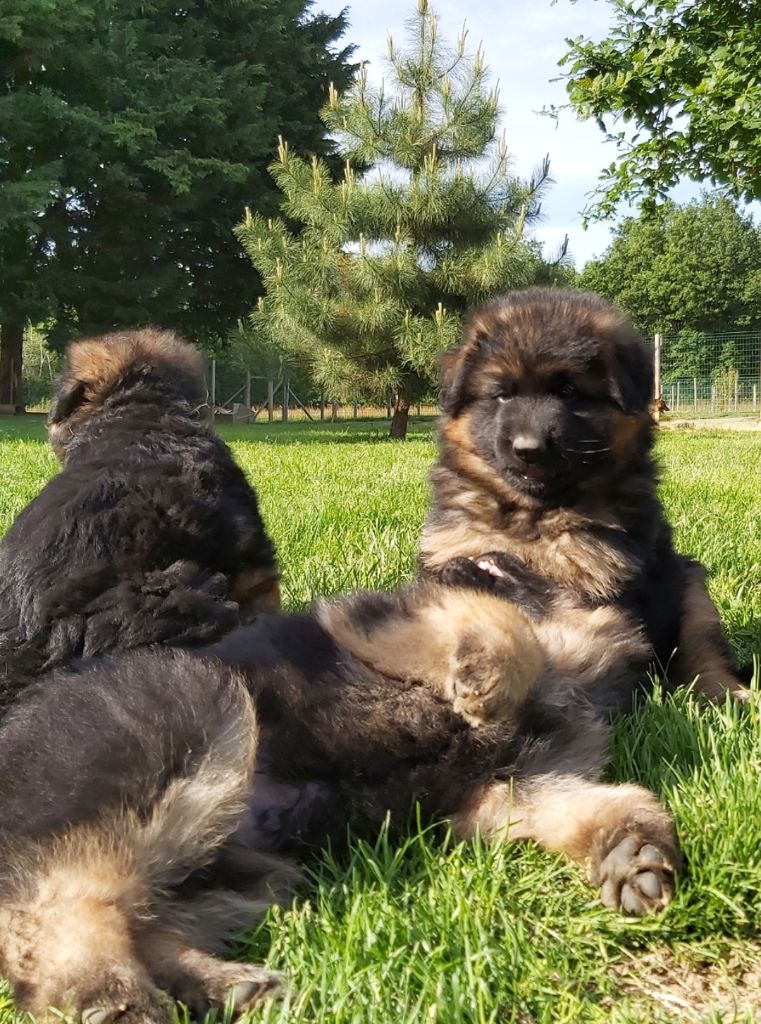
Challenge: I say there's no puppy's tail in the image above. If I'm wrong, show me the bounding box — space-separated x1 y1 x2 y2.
129 672 260 890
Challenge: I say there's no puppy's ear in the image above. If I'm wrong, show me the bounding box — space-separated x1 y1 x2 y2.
48 378 86 426
439 332 487 416
439 348 467 415
609 333 653 413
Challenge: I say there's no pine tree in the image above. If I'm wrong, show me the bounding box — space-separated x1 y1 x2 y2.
236 0 557 438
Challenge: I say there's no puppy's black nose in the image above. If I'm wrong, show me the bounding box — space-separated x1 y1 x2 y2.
512 434 547 463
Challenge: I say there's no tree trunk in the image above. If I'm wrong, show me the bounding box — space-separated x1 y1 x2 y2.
0 319 25 411
389 394 410 439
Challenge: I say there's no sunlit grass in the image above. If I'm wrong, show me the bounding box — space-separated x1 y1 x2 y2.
0 416 759 1023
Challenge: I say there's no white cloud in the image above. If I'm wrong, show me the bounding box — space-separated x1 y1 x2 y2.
316 0 731 266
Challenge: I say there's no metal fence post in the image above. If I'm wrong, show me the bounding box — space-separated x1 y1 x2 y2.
653 332 662 399
283 377 289 423
267 379 274 422
245 371 251 411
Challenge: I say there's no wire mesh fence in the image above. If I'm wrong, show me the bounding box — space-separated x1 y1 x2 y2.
655 330 761 417
209 328 761 425
204 360 439 424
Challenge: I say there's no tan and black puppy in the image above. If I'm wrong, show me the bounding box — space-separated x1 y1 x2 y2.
422 288 742 704
0 328 279 708
323 289 743 723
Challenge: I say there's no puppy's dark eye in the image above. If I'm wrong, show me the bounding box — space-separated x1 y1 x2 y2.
548 374 577 398
494 382 514 403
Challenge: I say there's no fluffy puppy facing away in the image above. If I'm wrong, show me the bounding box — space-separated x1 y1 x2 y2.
0 328 278 707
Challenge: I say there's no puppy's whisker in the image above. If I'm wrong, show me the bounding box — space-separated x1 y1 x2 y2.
567 447 610 455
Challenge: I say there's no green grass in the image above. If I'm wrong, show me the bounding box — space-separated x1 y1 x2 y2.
0 416 760 1023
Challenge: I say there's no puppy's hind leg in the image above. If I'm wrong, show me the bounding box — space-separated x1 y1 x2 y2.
0 834 171 1024
671 559 747 700
319 584 545 725
136 922 285 1020
135 846 301 1018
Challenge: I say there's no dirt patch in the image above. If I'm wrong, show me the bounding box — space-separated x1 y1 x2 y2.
611 943 761 1021
659 417 761 432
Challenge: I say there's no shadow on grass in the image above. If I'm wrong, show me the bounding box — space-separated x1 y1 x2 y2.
0 414 439 447
0 413 47 442
218 418 438 446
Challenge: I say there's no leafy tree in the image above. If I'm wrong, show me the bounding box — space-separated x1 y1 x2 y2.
559 0 761 218
579 194 761 335
237 0 559 439
0 0 354 407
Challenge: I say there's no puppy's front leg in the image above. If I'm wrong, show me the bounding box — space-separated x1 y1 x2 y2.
451 773 680 916
439 552 553 620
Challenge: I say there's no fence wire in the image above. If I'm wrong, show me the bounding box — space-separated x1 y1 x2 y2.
657 330 761 416
204 360 439 424
14 326 761 420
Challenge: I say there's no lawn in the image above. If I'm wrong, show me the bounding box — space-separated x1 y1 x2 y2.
0 416 759 1023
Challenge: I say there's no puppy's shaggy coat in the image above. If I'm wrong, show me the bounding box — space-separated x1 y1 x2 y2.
0 328 278 708
325 289 742 718
0 291 742 1020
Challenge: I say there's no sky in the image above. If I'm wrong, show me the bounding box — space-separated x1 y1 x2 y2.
317 0 702 268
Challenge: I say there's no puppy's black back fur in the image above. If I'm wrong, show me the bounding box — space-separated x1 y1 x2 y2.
0 329 277 707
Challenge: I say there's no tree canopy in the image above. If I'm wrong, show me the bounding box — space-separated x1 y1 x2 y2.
579 194 761 334
560 0 761 219
237 0 563 438
0 0 354 406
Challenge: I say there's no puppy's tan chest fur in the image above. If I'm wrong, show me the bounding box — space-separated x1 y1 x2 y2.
421 508 636 603
419 502 647 690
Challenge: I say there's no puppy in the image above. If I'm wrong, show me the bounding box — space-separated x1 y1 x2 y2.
322 290 743 721
0 328 278 709
0 630 677 1021
423 289 741 702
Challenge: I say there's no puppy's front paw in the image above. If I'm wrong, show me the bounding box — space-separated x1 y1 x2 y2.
439 557 497 591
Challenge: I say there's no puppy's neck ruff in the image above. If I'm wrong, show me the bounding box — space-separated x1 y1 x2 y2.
420 461 644 602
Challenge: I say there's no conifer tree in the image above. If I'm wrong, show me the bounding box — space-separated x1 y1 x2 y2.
0 0 353 407
237 0 557 438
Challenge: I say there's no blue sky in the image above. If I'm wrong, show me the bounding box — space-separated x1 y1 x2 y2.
318 0 702 267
